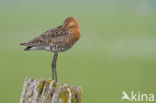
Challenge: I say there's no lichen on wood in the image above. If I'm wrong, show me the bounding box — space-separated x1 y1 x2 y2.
20 77 82 103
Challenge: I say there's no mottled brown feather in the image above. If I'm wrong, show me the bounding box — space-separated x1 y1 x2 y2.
20 17 80 52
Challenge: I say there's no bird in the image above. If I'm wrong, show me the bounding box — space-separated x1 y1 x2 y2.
20 17 80 82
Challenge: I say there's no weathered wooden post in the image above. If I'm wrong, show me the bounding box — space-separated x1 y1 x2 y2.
20 77 82 103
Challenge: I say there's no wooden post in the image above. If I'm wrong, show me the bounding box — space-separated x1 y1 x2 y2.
20 77 82 103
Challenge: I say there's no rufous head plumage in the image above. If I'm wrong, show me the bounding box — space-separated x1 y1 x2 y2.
63 17 80 41
63 17 79 30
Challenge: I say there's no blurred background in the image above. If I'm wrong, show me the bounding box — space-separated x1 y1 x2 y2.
0 0 156 103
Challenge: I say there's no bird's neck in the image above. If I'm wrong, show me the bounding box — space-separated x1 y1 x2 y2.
72 26 80 41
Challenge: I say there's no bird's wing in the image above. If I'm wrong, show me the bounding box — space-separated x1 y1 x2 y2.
21 26 69 45
41 26 67 37
20 25 72 50
40 25 72 45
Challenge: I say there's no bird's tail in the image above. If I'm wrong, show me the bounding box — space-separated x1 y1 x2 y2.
20 42 36 51
24 46 35 51
20 43 26 45
20 36 43 51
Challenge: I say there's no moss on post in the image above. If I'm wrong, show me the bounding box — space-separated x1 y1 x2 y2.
20 77 82 103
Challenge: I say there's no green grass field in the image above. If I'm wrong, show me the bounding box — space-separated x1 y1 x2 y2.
0 0 156 103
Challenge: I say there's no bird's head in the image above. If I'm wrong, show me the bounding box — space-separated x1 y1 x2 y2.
63 17 80 41
63 17 79 30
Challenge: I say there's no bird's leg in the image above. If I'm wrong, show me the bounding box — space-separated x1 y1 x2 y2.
51 65 54 81
51 53 58 82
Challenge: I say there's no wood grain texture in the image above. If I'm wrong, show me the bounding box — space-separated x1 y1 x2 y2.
20 77 82 103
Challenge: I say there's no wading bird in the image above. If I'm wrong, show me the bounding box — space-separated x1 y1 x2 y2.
20 17 80 82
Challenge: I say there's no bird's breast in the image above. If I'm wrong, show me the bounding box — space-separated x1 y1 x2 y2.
50 44 72 53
